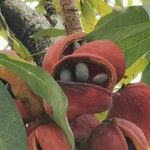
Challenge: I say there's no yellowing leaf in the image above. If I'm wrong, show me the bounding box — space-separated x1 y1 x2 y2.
87 0 112 16
119 55 149 85
80 0 96 32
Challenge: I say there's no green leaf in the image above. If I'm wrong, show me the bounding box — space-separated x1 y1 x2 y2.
86 6 149 42
0 81 27 150
87 0 112 16
0 53 75 149
80 0 96 32
142 63 150 85
142 3 150 17
142 0 150 3
95 12 119 28
115 0 123 7
31 28 65 40
95 111 108 122
119 55 149 85
86 6 150 67
127 0 133 6
12 36 33 62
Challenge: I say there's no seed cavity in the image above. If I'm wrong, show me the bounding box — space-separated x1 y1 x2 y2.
72 41 81 51
60 69 72 82
93 73 108 84
126 137 136 150
75 63 89 82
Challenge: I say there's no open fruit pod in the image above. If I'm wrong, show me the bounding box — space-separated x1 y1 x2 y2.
107 82 150 144
42 32 126 121
28 122 71 150
88 118 148 150
42 31 127 90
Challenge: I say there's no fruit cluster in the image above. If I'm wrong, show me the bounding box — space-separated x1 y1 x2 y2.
2 32 150 150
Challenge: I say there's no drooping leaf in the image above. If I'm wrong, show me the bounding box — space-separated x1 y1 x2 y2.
87 0 112 16
12 36 33 62
80 0 96 32
0 81 27 150
86 6 150 68
0 53 75 149
31 28 65 39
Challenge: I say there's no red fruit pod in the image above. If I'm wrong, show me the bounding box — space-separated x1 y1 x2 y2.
73 40 126 82
70 114 100 140
15 100 36 123
28 123 71 150
44 82 113 121
88 118 148 150
51 54 117 90
70 114 100 150
42 32 86 72
42 32 120 121
43 32 119 90
107 82 150 144
44 55 116 121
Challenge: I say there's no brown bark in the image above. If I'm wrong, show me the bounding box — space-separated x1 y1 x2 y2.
60 0 82 35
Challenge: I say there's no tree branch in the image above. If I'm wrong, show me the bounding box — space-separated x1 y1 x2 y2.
60 0 82 35
1 0 53 66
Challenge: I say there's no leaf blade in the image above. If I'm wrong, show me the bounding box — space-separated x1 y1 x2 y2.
0 54 75 149
0 81 27 150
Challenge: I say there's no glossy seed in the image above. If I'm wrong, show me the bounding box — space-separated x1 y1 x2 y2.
93 73 108 84
75 63 89 82
60 69 72 82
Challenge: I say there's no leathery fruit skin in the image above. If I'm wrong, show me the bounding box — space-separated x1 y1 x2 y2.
42 32 86 72
15 100 35 123
107 82 150 144
88 118 148 150
73 40 126 82
70 114 100 150
44 82 113 121
71 114 100 139
52 54 117 90
43 32 119 121
28 123 71 150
